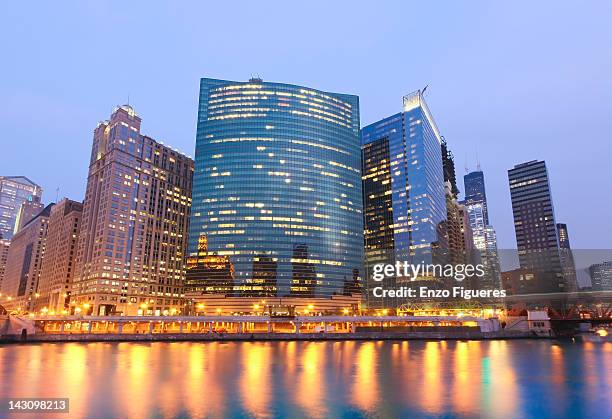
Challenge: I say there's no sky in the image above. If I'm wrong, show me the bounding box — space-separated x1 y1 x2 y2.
1 1 611 251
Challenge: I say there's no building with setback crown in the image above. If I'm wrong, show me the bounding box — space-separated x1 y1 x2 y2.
71 105 193 316
362 90 447 308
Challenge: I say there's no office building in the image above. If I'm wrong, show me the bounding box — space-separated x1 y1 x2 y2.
189 77 363 304
35 199 83 313
1 204 53 312
71 105 193 316
362 90 447 306
0 176 43 240
508 160 564 292
556 223 578 292
589 261 612 291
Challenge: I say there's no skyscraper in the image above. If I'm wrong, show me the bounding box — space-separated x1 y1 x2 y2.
1 204 53 312
508 160 564 292
35 198 83 313
189 77 363 301
463 170 489 224
556 223 578 292
461 169 501 288
362 90 447 306
72 105 193 316
0 176 43 240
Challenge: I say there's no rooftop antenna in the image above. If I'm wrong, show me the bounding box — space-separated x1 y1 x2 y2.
476 149 481 171
464 153 469 174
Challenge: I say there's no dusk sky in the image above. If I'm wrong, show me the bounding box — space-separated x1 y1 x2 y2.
1 1 611 251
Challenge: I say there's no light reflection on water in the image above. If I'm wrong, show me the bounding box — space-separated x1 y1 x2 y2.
0 340 610 418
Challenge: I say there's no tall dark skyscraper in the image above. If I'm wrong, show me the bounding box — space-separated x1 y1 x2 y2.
461 169 501 288
463 170 489 225
508 160 564 292
189 78 363 300
362 90 447 306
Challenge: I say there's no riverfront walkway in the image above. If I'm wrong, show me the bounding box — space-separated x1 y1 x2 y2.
0 314 532 342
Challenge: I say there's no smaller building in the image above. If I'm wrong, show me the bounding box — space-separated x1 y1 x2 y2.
14 195 44 235
185 234 235 295
0 176 43 240
589 261 612 291
35 199 83 313
557 223 578 292
0 238 9 292
185 293 362 317
1 204 54 312
502 268 542 295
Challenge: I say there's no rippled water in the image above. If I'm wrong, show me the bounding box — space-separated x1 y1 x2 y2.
0 340 610 418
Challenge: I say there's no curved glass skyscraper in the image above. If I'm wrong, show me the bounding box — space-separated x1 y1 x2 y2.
188 78 362 298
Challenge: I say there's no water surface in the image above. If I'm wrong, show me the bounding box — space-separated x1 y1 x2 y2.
0 340 610 418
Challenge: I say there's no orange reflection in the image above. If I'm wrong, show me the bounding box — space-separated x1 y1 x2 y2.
295 342 327 417
487 340 519 416
351 342 379 412
452 341 481 413
420 341 442 412
240 343 272 416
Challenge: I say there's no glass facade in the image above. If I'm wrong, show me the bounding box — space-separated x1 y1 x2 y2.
0 176 43 240
362 90 447 275
189 78 363 298
362 91 448 309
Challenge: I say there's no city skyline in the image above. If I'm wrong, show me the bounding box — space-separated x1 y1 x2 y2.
1 4 611 419
2 2 612 253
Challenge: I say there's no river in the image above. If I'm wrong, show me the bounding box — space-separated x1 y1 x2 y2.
0 340 610 418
